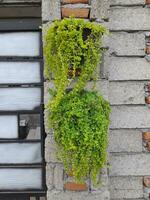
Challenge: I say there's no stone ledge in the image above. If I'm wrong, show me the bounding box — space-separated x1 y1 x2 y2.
47 190 110 200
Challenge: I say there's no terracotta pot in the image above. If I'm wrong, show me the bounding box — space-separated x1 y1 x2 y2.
64 182 88 191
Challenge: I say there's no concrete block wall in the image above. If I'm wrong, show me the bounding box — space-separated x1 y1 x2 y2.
109 1 150 200
42 0 150 199
42 0 110 199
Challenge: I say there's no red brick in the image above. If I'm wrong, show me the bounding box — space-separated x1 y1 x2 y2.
144 177 150 187
64 182 88 191
145 96 150 104
146 0 150 4
61 8 90 18
147 84 150 92
62 0 89 4
146 46 150 54
147 142 150 151
143 132 150 140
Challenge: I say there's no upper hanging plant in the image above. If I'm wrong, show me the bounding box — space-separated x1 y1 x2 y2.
44 17 107 110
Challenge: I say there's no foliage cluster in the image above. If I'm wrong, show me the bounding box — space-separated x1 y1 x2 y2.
44 18 106 110
49 90 111 183
44 18 111 184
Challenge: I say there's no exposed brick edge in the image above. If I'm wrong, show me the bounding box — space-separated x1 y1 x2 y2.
61 7 90 18
143 132 150 140
145 46 150 54
64 182 88 191
144 177 150 188
146 0 150 4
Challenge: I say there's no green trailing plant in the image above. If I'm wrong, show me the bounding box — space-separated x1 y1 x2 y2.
49 90 111 183
44 17 111 184
44 17 107 110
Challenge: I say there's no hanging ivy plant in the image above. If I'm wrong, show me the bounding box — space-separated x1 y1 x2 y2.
44 17 111 184
48 90 111 184
44 17 107 110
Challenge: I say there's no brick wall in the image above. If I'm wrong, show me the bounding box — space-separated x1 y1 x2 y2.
42 0 110 199
109 1 150 200
42 0 150 199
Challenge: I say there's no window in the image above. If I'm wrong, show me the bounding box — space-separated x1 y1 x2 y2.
0 5 46 200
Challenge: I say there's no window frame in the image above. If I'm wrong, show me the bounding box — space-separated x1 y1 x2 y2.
0 18 46 199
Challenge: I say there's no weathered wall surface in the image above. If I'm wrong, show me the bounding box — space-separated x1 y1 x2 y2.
42 0 150 200
1 0 150 199
109 1 150 200
42 0 110 199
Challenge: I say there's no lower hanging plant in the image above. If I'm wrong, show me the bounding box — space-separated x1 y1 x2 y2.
47 90 111 184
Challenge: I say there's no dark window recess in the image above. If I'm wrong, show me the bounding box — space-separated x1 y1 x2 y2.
0 6 46 200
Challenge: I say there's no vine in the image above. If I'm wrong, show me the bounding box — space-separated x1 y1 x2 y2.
48 90 111 183
44 18 111 184
44 18 107 110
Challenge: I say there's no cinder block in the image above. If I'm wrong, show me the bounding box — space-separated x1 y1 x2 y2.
109 82 145 105
54 164 64 190
109 58 150 81
42 0 61 22
109 129 142 152
45 134 61 163
90 0 109 20
109 176 143 199
110 106 150 129
110 0 145 5
109 33 145 56
109 153 150 176
110 7 150 31
46 164 55 191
